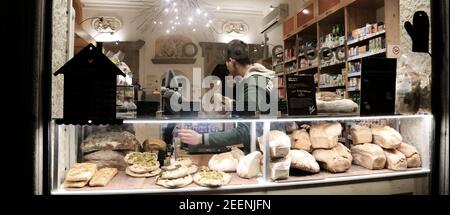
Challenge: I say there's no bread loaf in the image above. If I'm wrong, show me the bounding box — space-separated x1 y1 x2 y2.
291 129 312 152
397 143 421 168
237 151 262 179
289 149 320 173
351 125 372 144
269 158 291 180
310 122 342 149
89 167 118 187
313 143 352 173
83 150 127 170
351 143 386 170
208 148 244 172
81 131 140 153
383 149 407 170
371 126 402 149
258 130 291 158
142 138 167 152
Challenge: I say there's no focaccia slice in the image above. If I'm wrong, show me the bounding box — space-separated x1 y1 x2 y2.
193 169 231 187
64 180 89 188
65 163 97 182
155 174 193 188
88 167 118 187
160 165 189 179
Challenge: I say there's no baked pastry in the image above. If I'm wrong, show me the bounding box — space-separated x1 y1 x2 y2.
174 157 194 167
310 122 342 149
397 142 421 168
237 151 262 179
258 130 291 158
160 165 189 179
187 164 199 174
371 125 402 149
65 163 97 182
155 174 193 189
290 129 312 152
269 158 291 180
88 167 118 187
351 125 373 144
128 160 160 173
288 149 320 173
193 169 231 187
124 152 158 165
125 167 161 178
81 131 140 153
384 149 407 170
142 138 167 152
313 143 352 173
208 148 244 172
351 143 386 170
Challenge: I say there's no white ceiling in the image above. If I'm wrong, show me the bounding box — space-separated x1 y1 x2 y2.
80 0 285 16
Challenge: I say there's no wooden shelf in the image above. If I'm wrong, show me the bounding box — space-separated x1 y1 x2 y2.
320 61 346 69
284 58 297 64
347 30 386 45
347 72 361 77
347 86 360 91
298 65 318 72
347 48 386 61
319 84 345 89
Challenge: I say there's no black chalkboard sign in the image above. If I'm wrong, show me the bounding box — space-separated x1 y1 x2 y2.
286 74 317 116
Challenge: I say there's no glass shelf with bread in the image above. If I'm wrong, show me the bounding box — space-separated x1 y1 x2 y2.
50 114 433 194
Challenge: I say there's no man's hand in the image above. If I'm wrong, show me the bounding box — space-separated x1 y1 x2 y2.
177 129 202 145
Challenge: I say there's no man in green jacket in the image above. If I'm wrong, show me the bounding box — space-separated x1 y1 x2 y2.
178 39 277 154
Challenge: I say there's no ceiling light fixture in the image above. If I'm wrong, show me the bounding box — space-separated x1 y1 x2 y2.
134 0 218 35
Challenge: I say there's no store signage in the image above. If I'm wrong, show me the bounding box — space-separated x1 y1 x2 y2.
286 75 317 116
388 44 401 58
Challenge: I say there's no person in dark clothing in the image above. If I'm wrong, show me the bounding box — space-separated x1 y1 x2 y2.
177 40 276 154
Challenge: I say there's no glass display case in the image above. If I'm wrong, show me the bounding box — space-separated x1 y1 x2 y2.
50 114 433 194
116 85 137 119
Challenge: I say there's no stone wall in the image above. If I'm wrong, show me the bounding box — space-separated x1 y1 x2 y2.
398 0 432 113
51 0 68 118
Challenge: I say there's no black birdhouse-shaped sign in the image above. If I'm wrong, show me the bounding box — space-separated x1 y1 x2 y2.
54 43 125 125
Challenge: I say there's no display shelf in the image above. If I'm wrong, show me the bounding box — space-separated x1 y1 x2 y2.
347 72 361 77
53 167 430 195
347 30 386 46
273 62 284 67
320 61 345 69
347 86 359 91
298 49 316 57
319 84 345 89
285 70 298 75
347 48 386 61
298 65 318 72
284 58 297 64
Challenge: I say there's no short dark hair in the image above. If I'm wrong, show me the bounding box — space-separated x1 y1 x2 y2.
226 39 251 65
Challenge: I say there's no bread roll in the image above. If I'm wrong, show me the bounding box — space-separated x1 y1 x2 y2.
208 148 244 172
269 158 291 180
289 149 320 173
351 125 372 144
371 125 402 149
142 138 167 152
258 130 291 158
397 143 421 168
291 129 312 152
351 143 386 170
383 149 407 170
237 151 262 179
313 143 352 173
310 122 342 149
